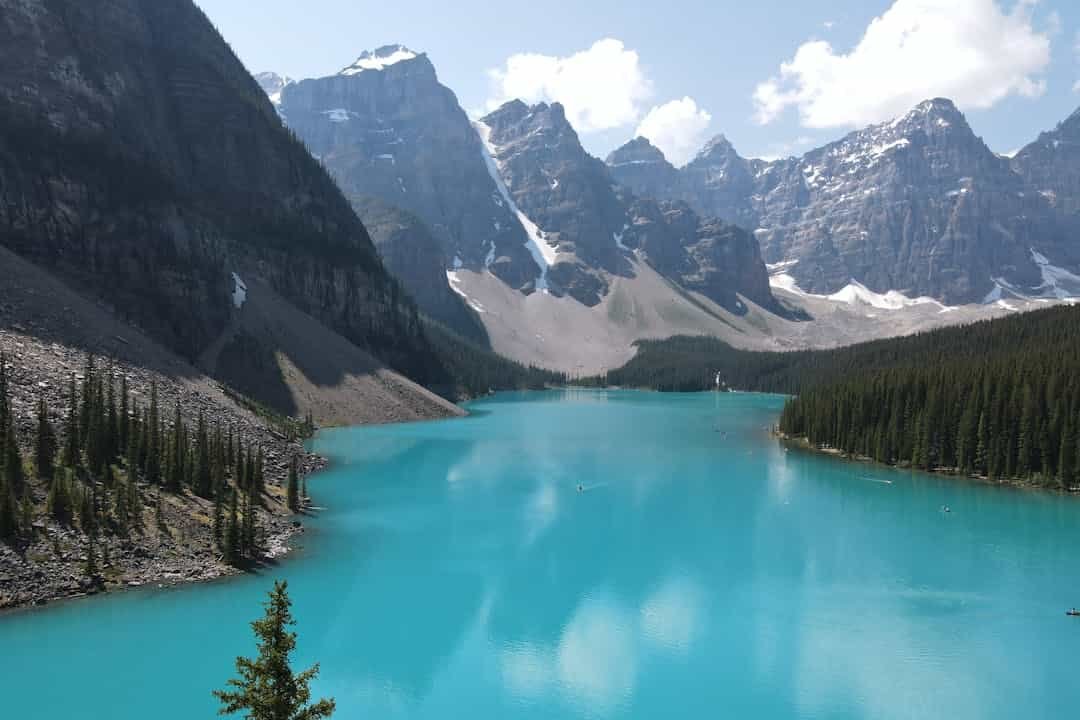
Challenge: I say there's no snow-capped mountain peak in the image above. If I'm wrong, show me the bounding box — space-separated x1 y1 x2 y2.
254 71 293 106
340 45 419 75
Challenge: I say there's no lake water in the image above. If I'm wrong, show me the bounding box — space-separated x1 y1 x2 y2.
2 390 1079 719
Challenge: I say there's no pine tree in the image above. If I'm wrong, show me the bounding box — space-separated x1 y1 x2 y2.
79 355 95 450
145 383 161 486
213 580 335 720
255 447 266 496
35 397 57 480
974 411 989 475
47 474 74 525
19 486 33 539
286 457 300 513
164 401 184 493
195 411 212 498
242 489 257 559
85 532 99 580
2 422 23 496
226 487 241 565
1059 420 1076 490
62 375 80 469
119 375 130 456
0 486 17 541
105 367 118 465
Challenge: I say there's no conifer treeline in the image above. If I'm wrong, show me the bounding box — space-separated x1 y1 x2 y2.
0 354 308 566
423 321 566 395
776 307 1080 487
576 305 1080 487
582 305 1080 396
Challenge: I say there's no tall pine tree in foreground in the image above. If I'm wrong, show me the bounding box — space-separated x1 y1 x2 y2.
214 580 335 720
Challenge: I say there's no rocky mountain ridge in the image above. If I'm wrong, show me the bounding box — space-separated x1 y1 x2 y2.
609 99 1080 304
268 47 780 320
0 0 458 409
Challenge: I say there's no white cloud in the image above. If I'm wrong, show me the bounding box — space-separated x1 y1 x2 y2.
485 38 652 133
753 0 1052 129
634 97 713 166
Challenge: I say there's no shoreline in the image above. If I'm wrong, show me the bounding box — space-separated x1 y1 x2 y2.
0 520 304 619
0 400 465 616
776 432 1080 495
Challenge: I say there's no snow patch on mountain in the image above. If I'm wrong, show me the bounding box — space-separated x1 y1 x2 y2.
231 272 247 310
322 109 353 123
446 271 486 313
340 45 417 75
769 261 953 313
474 119 558 291
254 72 292 107
984 251 1080 304
1031 249 1080 300
827 281 946 311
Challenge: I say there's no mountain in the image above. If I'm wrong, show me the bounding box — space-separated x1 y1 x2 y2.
477 100 626 305
621 196 777 314
254 72 292 104
350 195 489 346
0 0 455 418
1012 107 1080 218
606 137 681 202
610 99 1080 304
266 51 783 372
274 46 540 293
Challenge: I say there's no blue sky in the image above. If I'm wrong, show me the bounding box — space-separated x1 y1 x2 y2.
197 0 1080 165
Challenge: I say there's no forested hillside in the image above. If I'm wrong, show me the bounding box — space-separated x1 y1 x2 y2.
586 306 1080 488
778 308 1080 488
588 306 1080 395
423 322 566 397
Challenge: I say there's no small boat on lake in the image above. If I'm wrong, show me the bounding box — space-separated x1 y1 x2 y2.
1068 609 1080 617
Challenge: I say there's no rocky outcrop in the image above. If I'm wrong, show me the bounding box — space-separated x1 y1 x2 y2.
0 0 446 393
478 100 631 305
610 99 1080 304
623 197 776 314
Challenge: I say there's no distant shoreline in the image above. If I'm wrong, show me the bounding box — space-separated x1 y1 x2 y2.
776 432 1080 496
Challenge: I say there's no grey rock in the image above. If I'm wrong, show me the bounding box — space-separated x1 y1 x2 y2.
610 98 1079 303
274 48 540 291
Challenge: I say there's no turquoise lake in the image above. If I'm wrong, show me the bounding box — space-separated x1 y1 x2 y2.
2 390 1080 719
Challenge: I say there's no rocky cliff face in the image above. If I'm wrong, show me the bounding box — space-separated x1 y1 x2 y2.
1012 107 1080 218
477 100 780 311
275 47 540 292
605 136 680 202
350 195 489 346
269 55 779 314
477 100 628 305
610 99 1079 304
0 0 441 385
622 197 775 314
